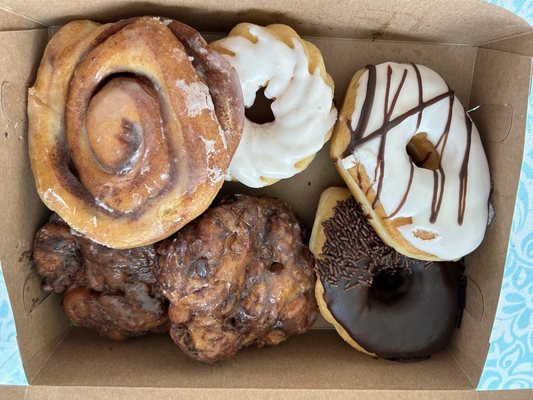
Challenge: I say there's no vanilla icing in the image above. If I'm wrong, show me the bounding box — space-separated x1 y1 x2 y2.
216 25 337 187
341 62 490 260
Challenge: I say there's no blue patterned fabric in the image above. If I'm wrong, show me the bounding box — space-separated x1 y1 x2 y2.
0 0 531 389
0 263 27 385
478 1 533 390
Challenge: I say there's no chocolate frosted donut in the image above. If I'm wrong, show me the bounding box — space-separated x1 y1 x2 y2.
157 195 318 363
310 188 465 360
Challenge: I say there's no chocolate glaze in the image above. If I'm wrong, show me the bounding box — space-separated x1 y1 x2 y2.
317 197 465 360
322 261 462 360
316 196 417 289
343 63 473 225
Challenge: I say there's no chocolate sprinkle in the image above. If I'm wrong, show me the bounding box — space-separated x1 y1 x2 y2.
315 196 417 290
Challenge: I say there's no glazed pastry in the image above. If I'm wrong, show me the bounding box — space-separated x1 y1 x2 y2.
33 215 169 340
28 16 244 249
331 62 490 261
212 23 337 187
310 187 465 360
33 214 83 293
157 195 318 363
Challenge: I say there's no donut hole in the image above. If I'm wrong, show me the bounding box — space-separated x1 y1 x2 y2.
371 268 411 303
406 133 440 170
266 262 284 274
245 87 275 124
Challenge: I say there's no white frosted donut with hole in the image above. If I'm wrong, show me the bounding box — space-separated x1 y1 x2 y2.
332 62 491 260
212 23 337 188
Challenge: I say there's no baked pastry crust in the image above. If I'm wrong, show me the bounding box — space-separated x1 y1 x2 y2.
157 195 318 362
28 16 244 249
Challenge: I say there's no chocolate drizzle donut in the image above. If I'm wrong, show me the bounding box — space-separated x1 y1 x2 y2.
310 187 465 360
331 62 490 260
28 16 244 249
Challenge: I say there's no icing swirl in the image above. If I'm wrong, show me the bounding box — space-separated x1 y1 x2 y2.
214 24 337 187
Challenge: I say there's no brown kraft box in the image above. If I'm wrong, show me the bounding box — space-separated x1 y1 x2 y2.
0 0 531 399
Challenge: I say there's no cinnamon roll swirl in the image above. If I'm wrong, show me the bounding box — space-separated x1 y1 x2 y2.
28 16 244 249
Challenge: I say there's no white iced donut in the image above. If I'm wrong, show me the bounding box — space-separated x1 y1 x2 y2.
212 23 337 188
331 62 491 261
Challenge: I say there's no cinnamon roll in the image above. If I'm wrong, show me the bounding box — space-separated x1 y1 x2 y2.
28 16 244 249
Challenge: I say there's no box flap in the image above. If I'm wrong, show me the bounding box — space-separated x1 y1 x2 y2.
1 0 531 45
0 29 71 381
449 47 532 386
482 32 533 57
22 387 479 400
11 386 480 400
0 385 26 400
32 328 473 391
0 6 44 30
478 389 533 399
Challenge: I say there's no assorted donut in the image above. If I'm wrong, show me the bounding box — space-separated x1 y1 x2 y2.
157 195 317 362
211 23 337 188
310 188 465 360
331 62 490 261
33 214 169 340
29 17 491 363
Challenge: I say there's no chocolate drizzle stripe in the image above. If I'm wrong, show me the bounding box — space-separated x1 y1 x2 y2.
345 88 454 151
412 63 423 130
343 65 377 157
342 63 477 225
429 95 454 224
458 117 472 225
436 88 454 149
372 66 408 209
387 162 414 219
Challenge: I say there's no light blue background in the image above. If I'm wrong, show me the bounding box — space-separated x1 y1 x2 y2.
477 0 533 390
0 262 27 385
0 0 531 389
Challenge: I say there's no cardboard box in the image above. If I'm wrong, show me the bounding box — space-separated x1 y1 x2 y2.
0 0 531 398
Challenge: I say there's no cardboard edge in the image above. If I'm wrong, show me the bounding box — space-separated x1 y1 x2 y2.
477 389 533 399
1 0 532 45
0 5 45 30
453 46 532 389
476 56 533 392
23 386 480 400
0 385 27 400
481 32 533 57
